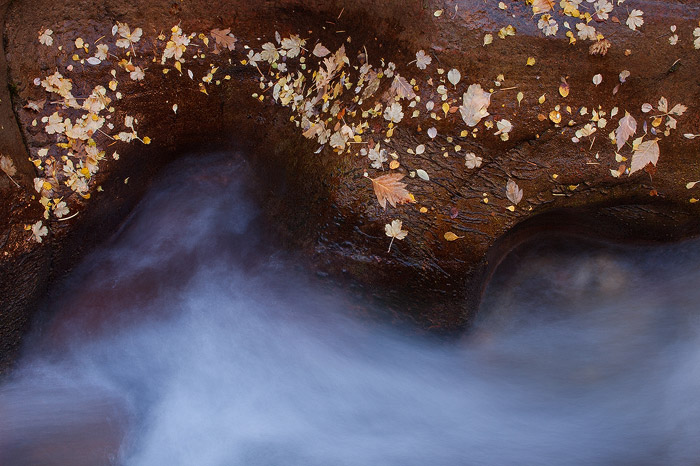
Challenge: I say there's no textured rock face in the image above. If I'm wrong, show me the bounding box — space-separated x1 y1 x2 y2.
1 0 699 373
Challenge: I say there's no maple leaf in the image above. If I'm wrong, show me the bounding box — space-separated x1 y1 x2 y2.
615 112 637 150
211 28 237 52
53 200 69 218
390 74 416 100
281 34 305 58
465 152 482 169
383 102 404 123
538 14 558 36
627 9 644 31
260 42 279 63
367 146 388 169
415 50 432 69
129 66 145 81
531 0 555 15
630 139 660 175
115 22 142 49
506 179 523 205
370 173 412 209
385 219 408 252
31 221 48 243
459 84 491 127
38 28 53 46
44 112 65 135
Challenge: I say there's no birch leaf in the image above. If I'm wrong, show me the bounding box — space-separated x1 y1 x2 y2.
629 139 660 175
370 173 412 209
416 169 429 181
506 179 523 204
615 112 637 150
312 43 330 58
447 69 461 87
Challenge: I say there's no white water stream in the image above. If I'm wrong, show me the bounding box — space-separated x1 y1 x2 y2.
2 153 699 466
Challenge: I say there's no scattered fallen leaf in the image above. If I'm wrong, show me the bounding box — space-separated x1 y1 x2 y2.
629 139 660 175
615 112 637 150
370 173 412 209
444 231 463 241
385 219 408 252
506 179 523 204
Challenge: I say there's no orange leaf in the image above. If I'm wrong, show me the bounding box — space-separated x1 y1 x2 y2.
370 173 412 209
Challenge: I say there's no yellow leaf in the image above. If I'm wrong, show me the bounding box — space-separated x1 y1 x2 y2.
174 61 182 73
559 79 570 98
143 136 151 145
444 231 463 241
526 57 536 66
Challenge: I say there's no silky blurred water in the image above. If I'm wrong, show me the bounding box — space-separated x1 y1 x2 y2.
2 153 699 466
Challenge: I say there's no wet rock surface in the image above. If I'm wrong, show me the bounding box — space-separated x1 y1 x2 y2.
1 0 699 373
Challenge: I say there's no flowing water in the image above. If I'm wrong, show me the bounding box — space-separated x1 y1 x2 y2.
2 153 700 466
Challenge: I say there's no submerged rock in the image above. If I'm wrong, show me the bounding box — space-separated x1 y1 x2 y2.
1 0 699 373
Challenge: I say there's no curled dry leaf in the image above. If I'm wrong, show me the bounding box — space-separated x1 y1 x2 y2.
370 173 412 209
1 155 17 176
506 179 523 205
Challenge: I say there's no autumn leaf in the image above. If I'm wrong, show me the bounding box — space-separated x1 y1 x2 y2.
531 0 555 14
390 74 416 100
459 84 491 127
370 173 412 209
0 154 20 188
0 155 16 177
447 69 461 87
312 43 330 57
31 221 48 243
626 9 644 31
280 34 305 58
444 231 463 241
615 112 637 150
506 179 523 205
415 50 432 69
24 99 45 111
211 28 237 51
630 139 660 175
385 219 408 252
